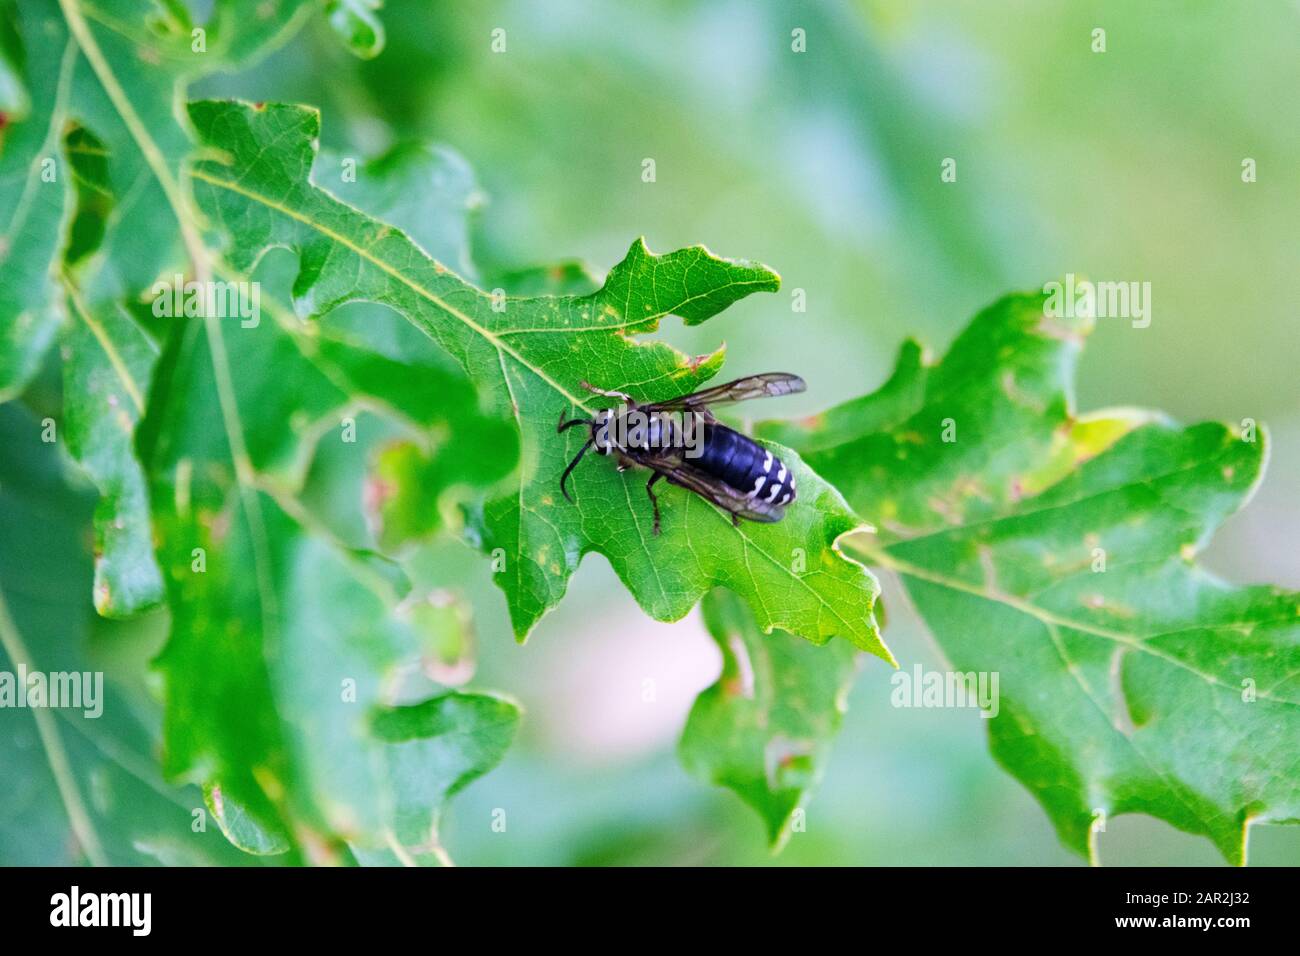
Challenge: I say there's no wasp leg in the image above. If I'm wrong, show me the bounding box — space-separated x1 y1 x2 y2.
731 512 741 528
580 380 634 404
646 472 664 536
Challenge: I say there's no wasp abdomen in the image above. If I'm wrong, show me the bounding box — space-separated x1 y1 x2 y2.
697 424 796 506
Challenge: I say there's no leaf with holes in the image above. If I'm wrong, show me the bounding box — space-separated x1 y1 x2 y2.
1 0 316 615
763 291 1300 864
185 98 890 662
0 2 69 401
6 2 527 853
138 268 520 858
680 589 859 846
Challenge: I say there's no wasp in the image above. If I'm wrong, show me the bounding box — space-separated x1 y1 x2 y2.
557 373 805 535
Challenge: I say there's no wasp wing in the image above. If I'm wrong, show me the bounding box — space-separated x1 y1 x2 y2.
642 373 805 413
638 451 787 524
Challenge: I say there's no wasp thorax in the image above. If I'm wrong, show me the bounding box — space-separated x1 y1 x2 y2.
593 407 703 456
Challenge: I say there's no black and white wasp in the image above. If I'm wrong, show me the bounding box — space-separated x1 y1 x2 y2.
557 372 805 535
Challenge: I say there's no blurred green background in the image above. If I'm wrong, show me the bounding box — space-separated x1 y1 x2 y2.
10 0 1300 865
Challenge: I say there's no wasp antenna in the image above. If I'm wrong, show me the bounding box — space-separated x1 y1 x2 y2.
558 405 591 433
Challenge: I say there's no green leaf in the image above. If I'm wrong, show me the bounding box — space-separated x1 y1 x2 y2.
321 142 483 282
488 260 603 298
766 290 1300 864
185 98 889 661
0 403 259 865
0 1 72 401
295 324 520 551
125 114 519 856
203 783 291 856
322 0 385 60
140 303 521 858
0 12 526 853
0 8 28 119
680 589 859 847
61 285 165 617
57 123 165 617
358 692 519 866
30 0 309 300
1 0 316 615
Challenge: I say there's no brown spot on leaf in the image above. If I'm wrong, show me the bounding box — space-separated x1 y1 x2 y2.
1035 315 1086 344
210 509 231 543
686 352 712 370
364 475 395 516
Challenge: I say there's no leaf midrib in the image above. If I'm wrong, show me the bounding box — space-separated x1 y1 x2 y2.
190 165 598 415
857 542 1298 707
